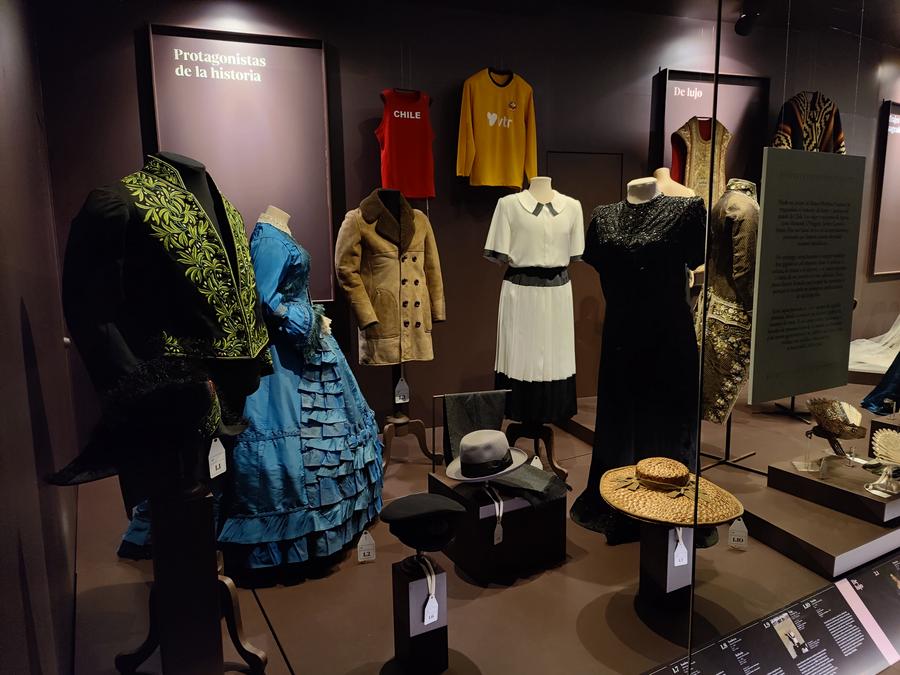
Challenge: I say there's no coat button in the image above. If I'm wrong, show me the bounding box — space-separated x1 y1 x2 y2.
412 256 417 262
404 320 410 327
415 321 421 328
414 300 421 307
401 255 408 262
414 279 420 286
401 278 408 285
402 300 409 307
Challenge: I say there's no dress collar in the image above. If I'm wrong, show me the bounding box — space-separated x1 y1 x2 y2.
515 189 567 216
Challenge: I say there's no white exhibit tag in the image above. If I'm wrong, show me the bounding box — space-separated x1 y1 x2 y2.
394 376 410 404
419 555 438 626
673 527 689 567
729 517 749 551
485 484 504 546
208 438 227 478
357 530 376 563
530 454 544 470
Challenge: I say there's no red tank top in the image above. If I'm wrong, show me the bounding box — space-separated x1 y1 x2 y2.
375 89 435 199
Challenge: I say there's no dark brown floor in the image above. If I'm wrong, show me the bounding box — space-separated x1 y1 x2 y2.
74 383 898 674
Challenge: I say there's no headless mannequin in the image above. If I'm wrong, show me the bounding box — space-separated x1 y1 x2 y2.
255 205 331 336
528 176 554 203
671 117 713 183
375 188 430 466
257 205 292 235
625 177 660 204
653 167 695 197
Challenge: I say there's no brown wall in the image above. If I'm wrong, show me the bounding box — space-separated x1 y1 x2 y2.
0 0 79 672
35 1 900 431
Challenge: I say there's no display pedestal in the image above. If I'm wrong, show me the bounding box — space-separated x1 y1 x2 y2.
427 472 565 584
768 458 900 526
114 487 266 674
392 556 448 674
505 422 567 480
638 523 694 604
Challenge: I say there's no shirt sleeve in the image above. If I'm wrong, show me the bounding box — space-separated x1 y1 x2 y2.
62 187 140 393
731 200 759 310
524 88 538 181
569 200 585 262
456 78 476 177
335 212 379 329
582 209 601 271
483 199 512 264
250 233 315 340
424 217 446 322
681 197 708 269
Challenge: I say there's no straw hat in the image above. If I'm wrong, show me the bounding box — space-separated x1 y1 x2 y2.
806 398 866 440
599 457 743 527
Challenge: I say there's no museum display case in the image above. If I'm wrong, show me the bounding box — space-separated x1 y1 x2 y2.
1 0 899 673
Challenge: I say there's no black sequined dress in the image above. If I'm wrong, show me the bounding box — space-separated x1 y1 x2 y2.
583 195 706 495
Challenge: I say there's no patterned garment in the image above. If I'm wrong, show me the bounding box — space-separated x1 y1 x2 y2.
673 116 732 207
697 292 752 423
697 181 759 423
772 91 846 154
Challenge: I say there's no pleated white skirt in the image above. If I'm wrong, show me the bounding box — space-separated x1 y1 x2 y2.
494 279 576 383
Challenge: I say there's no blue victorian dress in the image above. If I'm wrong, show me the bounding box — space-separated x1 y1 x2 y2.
216 222 383 568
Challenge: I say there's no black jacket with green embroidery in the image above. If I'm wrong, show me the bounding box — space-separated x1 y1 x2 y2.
63 156 269 401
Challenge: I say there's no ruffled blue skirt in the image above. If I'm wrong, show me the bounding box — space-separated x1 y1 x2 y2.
217 335 383 568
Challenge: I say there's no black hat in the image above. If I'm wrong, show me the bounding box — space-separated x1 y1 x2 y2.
381 493 466 552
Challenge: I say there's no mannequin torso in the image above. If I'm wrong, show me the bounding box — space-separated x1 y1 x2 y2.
625 177 660 204
527 176 554 204
653 167 695 197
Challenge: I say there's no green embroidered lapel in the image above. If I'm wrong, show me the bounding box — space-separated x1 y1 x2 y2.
121 156 268 359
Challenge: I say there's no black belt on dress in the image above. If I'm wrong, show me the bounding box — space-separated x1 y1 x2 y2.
503 266 569 287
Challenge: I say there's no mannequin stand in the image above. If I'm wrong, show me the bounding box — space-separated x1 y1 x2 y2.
383 364 432 468
115 487 266 675
391 554 448 674
505 422 567 480
699 413 765 476
755 396 811 424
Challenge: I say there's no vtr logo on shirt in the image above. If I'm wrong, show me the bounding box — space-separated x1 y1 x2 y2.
487 111 512 128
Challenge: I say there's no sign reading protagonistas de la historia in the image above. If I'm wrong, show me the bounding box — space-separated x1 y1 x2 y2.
148 26 335 301
748 148 865 404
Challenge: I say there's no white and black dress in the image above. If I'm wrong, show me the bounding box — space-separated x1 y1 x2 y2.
484 190 584 424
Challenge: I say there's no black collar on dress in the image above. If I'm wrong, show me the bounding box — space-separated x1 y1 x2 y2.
359 189 416 253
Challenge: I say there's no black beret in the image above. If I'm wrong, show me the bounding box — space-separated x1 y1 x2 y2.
381 493 467 551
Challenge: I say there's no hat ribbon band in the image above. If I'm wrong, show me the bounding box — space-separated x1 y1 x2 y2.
613 475 710 502
460 449 513 478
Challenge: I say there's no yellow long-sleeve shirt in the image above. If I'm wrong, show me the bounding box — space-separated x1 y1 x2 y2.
456 69 537 188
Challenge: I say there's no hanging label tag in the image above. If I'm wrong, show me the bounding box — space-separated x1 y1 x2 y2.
673 527 689 567
530 454 543 470
357 530 376 562
208 438 227 478
424 594 439 625
394 376 410 404
493 522 503 545
729 517 748 551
